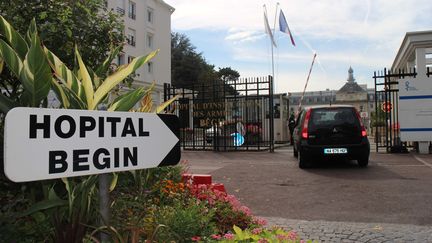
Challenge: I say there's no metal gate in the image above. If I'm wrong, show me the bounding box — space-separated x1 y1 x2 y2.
164 76 274 151
373 68 415 152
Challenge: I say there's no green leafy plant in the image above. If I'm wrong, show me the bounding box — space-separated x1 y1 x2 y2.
154 199 216 243
0 15 159 242
0 15 157 113
0 16 51 110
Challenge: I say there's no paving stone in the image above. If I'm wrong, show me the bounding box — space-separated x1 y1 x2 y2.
264 217 432 243
348 234 361 240
323 228 334 233
352 232 364 238
341 239 355 243
325 233 337 238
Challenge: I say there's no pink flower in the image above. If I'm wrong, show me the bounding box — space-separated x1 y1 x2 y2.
276 234 287 240
224 233 235 240
254 217 268 226
258 239 269 243
287 231 298 240
211 234 222 240
251 228 263 234
239 206 251 216
225 195 242 210
300 240 306 243
191 236 201 241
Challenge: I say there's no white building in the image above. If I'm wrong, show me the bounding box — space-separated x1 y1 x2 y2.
107 0 174 105
391 30 432 154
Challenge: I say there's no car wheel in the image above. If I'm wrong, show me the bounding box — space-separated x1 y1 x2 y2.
357 156 369 167
298 150 310 169
293 145 298 158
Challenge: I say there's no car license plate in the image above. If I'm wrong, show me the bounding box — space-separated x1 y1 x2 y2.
324 148 347 154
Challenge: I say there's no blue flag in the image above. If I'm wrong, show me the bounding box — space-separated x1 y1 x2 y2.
279 9 296 46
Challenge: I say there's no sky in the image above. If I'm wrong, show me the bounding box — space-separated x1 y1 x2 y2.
164 0 431 93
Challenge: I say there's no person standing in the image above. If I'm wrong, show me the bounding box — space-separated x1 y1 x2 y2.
288 113 296 145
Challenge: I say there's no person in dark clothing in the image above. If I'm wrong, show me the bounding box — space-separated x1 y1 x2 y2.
288 113 296 145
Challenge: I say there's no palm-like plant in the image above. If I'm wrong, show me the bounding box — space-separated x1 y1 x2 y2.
0 16 158 112
0 15 161 242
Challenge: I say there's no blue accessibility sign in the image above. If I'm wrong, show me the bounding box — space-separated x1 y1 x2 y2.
231 132 245 147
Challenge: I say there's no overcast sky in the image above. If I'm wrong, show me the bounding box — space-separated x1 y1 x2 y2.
165 0 431 93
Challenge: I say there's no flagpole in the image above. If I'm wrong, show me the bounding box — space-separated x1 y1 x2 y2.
271 3 279 93
263 4 275 152
298 53 317 114
263 5 276 84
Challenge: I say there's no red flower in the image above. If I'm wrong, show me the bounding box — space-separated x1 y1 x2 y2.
224 233 235 240
191 236 201 241
211 234 222 239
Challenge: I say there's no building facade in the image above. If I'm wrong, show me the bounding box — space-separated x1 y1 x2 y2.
107 0 174 105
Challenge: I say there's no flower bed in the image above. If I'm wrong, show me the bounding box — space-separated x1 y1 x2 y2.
111 172 307 242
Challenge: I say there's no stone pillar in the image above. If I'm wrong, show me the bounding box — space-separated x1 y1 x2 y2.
415 48 426 76
418 142 430 154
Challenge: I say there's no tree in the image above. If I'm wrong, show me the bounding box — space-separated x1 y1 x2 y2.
0 0 124 68
171 32 241 91
171 32 207 87
0 0 125 102
218 67 240 83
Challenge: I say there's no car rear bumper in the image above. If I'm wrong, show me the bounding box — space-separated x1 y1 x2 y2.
299 140 370 159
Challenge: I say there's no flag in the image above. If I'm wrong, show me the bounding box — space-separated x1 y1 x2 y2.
264 11 277 47
279 9 296 46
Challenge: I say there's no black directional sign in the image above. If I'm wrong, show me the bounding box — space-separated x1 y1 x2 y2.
4 107 181 182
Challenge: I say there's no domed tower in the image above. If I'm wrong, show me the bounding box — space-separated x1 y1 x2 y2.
336 67 367 103
338 67 364 95
347 66 355 83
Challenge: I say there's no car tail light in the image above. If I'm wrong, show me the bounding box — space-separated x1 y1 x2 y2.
355 110 367 137
301 109 312 139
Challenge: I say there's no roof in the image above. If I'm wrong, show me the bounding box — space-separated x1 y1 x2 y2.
156 0 175 13
337 82 365 93
391 30 432 70
308 104 354 108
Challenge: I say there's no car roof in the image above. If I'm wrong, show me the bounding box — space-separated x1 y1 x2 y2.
303 105 355 110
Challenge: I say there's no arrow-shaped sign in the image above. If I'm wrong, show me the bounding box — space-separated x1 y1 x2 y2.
4 107 180 182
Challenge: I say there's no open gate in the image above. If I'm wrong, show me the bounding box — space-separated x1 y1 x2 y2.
373 68 416 152
164 76 274 151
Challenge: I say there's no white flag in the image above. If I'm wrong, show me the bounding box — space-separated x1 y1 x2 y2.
264 11 277 47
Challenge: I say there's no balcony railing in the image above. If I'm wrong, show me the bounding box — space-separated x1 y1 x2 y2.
116 7 125 15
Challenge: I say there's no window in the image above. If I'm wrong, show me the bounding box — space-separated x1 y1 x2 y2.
128 1 136 19
147 62 153 73
117 0 125 15
117 53 125 65
127 28 136 46
147 33 153 48
147 8 153 23
128 55 135 63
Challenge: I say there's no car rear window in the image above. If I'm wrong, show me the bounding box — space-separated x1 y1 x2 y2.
309 107 358 127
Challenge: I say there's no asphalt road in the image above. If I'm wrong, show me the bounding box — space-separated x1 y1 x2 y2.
181 147 432 226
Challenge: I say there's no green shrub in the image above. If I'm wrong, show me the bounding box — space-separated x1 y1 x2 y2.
154 199 216 242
